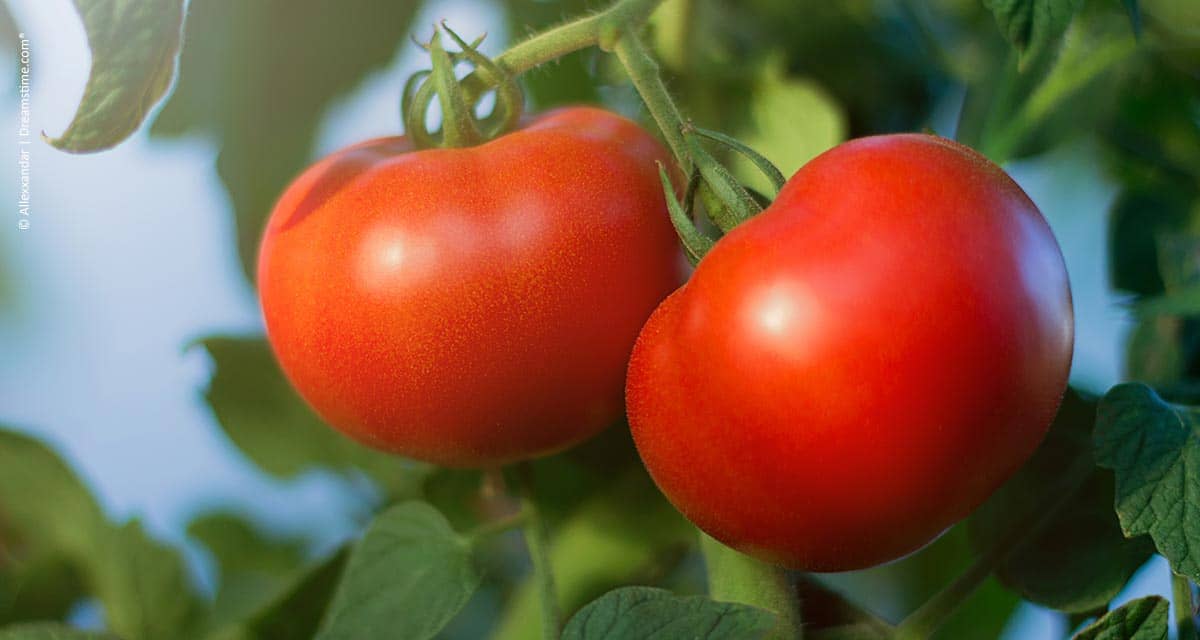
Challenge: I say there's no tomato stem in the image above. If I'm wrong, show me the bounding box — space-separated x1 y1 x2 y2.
1173 573 1198 640
454 0 691 166
699 533 805 640
895 457 1096 639
514 462 561 640
611 32 691 170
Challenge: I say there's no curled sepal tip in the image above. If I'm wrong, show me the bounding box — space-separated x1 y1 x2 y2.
691 127 786 196
658 163 715 265
428 29 485 149
400 24 526 150
685 132 762 232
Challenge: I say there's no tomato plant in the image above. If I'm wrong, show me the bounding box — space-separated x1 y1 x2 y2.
257 107 680 467
7 0 1200 640
628 134 1074 571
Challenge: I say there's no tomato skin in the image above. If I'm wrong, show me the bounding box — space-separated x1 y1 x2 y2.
258 107 681 467
626 134 1073 571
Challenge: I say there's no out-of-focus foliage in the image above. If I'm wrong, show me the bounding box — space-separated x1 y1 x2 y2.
970 390 1155 613
0 429 203 640
197 336 431 496
46 0 185 152
151 0 424 283
4 0 1200 638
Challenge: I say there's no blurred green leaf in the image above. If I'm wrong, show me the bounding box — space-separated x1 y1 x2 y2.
89 521 203 640
210 548 348 640
187 513 306 632
151 0 423 282
0 429 106 558
816 525 1019 640
970 389 1154 612
0 624 118 640
315 502 480 640
983 0 1085 63
0 554 87 626
561 586 775 640
197 336 430 495
1095 383 1200 581
46 0 184 152
1110 191 1194 298
729 63 845 193
491 470 693 640
983 10 1137 162
724 1 946 136
1072 595 1168 639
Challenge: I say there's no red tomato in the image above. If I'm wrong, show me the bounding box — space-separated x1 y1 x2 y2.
258 107 681 467
627 134 1074 571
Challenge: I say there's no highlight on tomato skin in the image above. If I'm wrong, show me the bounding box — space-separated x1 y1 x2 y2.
626 133 1075 572
257 106 684 468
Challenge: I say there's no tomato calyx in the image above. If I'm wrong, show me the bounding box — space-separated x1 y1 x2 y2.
661 123 788 263
402 23 525 150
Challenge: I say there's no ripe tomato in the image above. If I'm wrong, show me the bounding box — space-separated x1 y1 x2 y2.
627 134 1073 571
258 107 681 467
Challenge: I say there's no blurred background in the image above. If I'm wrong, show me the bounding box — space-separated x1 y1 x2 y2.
1 0 1198 638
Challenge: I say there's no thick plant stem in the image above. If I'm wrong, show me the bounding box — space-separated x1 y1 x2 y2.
1174 573 1198 640
612 33 690 169
700 533 803 640
457 0 689 170
517 463 561 640
462 0 666 91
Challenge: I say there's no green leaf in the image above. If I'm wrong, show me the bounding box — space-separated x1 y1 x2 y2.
187 512 306 632
197 336 430 495
0 428 106 558
150 0 423 282
983 0 1085 64
970 389 1154 612
561 587 776 640
315 502 480 640
729 62 845 196
210 548 349 640
1095 384 1200 581
46 0 184 152
490 470 693 640
0 553 87 626
89 521 202 640
1072 596 1169 640
0 623 119 640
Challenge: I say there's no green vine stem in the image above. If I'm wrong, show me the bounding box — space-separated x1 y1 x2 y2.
700 533 803 639
1174 573 1198 640
453 0 691 165
895 458 1097 639
514 463 561 640
610 32 690 169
